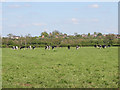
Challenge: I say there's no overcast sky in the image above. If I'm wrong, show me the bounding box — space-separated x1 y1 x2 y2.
2 2 118 36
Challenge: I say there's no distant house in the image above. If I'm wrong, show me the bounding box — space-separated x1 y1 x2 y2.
82 34 87 37
91 34 97 37
63 34 67 37
11 36 20 39
55 36 58 38
42 35 44 38
117 34 120 38
103 34 106 37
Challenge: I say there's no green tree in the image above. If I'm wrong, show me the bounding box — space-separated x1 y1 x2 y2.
94 32 97 35
25 34 32 45
41 31 48 37
64 33 67 36
52 30 60 36
88 33 90 37
97 33 102 37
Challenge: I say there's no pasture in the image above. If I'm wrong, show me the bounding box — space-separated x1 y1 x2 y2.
2 47 118 88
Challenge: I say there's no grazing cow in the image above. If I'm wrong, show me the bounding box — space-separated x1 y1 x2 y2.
32 46 35 49
20 46 25 50
12 46 15 50
76 45 80 50
45 45 50 50
68 45 70 50
55 46 57 48
52 46 54 50
15 46 18 50
45 46 47 50
108 45 111 47
27 45 32 49
29 45 32 49
102 45 106 49
98 45 102 49
94 45 97 48
27 46 29 49
12 46 18 50
48 46 50 50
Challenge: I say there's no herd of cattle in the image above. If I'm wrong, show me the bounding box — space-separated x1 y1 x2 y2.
12 46 35 50
94 45 111 49
12 45 111 50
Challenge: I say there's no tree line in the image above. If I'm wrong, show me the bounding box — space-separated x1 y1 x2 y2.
2 30 120 48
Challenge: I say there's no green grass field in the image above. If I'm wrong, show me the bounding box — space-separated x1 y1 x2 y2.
2 47 118 88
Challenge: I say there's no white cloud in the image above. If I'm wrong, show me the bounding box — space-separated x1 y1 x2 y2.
8 23 30 28
17 16 23 18
8 5 21 8
74 8 79 11
20 24 30 28
9 4 21 8
32 23 47 26
24 4 31 7
71 18 79 24
89 4 99 8
8 4 31 8
0 0 6 2
7 23 46 28
91 18 99 22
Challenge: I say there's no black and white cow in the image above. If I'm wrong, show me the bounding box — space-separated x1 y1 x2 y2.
68 45 70 50
102 45 106 49
94 45 97 48
107 45 111 47
12 46 15 50
27 45 32 50
32 46 35 50
16 46 18 50
47 46 50 50
76 45 80 50
52 46 55 50
98 45 102 49
45 46 47 50
20 46 25 50
45 45 50 50
12 46 18 50
51 46 57 50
